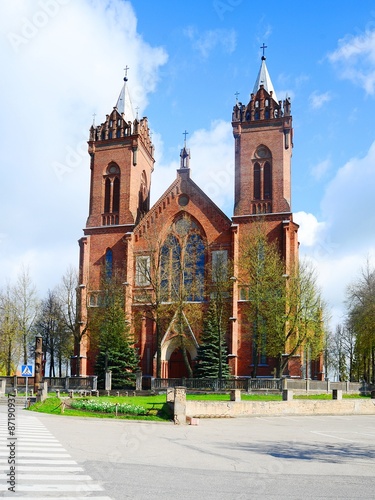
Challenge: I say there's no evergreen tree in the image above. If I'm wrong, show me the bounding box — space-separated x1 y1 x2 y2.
91 273 139 389
194 303 230 379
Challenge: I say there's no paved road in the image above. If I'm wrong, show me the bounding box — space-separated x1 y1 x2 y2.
1 406 375 499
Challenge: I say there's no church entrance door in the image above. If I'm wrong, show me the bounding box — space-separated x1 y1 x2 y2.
168 348 192 378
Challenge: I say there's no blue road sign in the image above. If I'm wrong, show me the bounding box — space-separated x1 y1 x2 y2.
21 365 33 377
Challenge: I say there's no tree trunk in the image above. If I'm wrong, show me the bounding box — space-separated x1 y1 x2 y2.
7 339 12 376
180 339 193 378
156 320 161 378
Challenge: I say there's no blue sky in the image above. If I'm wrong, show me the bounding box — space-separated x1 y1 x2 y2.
1 0 375 328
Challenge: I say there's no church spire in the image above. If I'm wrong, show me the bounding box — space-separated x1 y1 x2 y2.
252 45 278 103
180 130 190 169
115 66 135 122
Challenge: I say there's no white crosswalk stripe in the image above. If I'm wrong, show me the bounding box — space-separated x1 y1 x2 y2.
0 413 112 499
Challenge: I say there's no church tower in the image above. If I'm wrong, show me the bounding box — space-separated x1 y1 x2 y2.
76 74 154 375
232 52 293 217
230 51 299 376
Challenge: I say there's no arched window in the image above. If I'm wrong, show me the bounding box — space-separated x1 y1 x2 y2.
254 163 261 200
104 178 111 213
103 163 121 223
161 235 181 302
160 220 205 302
264 162 272 199
105 248 113 280
113 177 120 212
185 234 205 301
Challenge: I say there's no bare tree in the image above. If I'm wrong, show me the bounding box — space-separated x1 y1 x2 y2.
0 285 21 375
134 215 206 377
56 266 83 375
240 225 326 377
346 259 375 382
12 266 39 364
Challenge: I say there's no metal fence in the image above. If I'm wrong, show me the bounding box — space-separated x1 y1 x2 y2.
0 376 97 392
150 377 370 394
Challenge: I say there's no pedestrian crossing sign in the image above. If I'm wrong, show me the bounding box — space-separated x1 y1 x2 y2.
21 364 33 377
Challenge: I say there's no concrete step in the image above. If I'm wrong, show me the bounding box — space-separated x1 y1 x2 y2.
0 396 31 406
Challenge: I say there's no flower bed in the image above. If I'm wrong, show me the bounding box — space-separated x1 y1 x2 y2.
70 399 147 415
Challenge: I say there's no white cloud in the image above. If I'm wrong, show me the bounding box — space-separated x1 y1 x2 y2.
309 91 332 109
328 29 375 94
294 142 375 328
320 140 375 252
311 158 332 180
151 120 233 215
184 27 237 58
0 0 167 294
294 212 325 247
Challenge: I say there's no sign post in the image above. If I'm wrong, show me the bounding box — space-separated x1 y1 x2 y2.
21 365 33 408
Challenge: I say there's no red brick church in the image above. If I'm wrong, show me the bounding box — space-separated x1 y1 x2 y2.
76 55 323 380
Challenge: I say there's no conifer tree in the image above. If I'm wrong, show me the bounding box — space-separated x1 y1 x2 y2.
91 272 139 389
194 303 230 379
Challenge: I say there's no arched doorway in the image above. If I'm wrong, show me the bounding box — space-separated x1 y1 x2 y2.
168 348 192 378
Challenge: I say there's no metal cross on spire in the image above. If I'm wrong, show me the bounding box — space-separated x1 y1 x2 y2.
124 65 129 81
260 43 267 60
235 91 240 102
183 130 188 146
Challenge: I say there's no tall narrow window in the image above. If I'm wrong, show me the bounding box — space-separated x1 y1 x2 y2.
212 250 228 282
254 163 261 200
264 162 272 199
113 177 120 212
185 234 205 301
104 178 111 213
161 235 181 302
136 255 151 286
105 248 113 280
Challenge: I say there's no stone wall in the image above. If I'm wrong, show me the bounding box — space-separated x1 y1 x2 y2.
184 399 375 419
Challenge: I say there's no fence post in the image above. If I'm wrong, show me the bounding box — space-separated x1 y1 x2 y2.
136 371 142 391
0 379 6 396
65 377 69 390
346 381 350 393
174 386 186 425
151 377 155 391
92 376 98 391
13 375 17 392
326 379 330 393
305 378 310 393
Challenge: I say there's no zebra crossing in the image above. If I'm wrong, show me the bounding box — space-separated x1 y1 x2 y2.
0 411 112 499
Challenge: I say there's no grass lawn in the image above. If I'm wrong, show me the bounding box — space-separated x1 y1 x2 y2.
28 392 370 421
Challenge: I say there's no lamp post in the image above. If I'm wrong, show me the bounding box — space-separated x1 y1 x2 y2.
34 333 43 394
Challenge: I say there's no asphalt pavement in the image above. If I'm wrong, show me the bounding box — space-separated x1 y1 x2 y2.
1 406 375 499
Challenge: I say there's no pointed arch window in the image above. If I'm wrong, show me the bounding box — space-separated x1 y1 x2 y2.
254 163 261 200
103 163 121 224
113 177 120 212
104 178 111 213
185 234 205 301
160 220 206 302
161 235 181 302
264 162 272 199
105 248 113 280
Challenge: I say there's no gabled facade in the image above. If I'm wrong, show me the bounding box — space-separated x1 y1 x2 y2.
76 57 324 381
